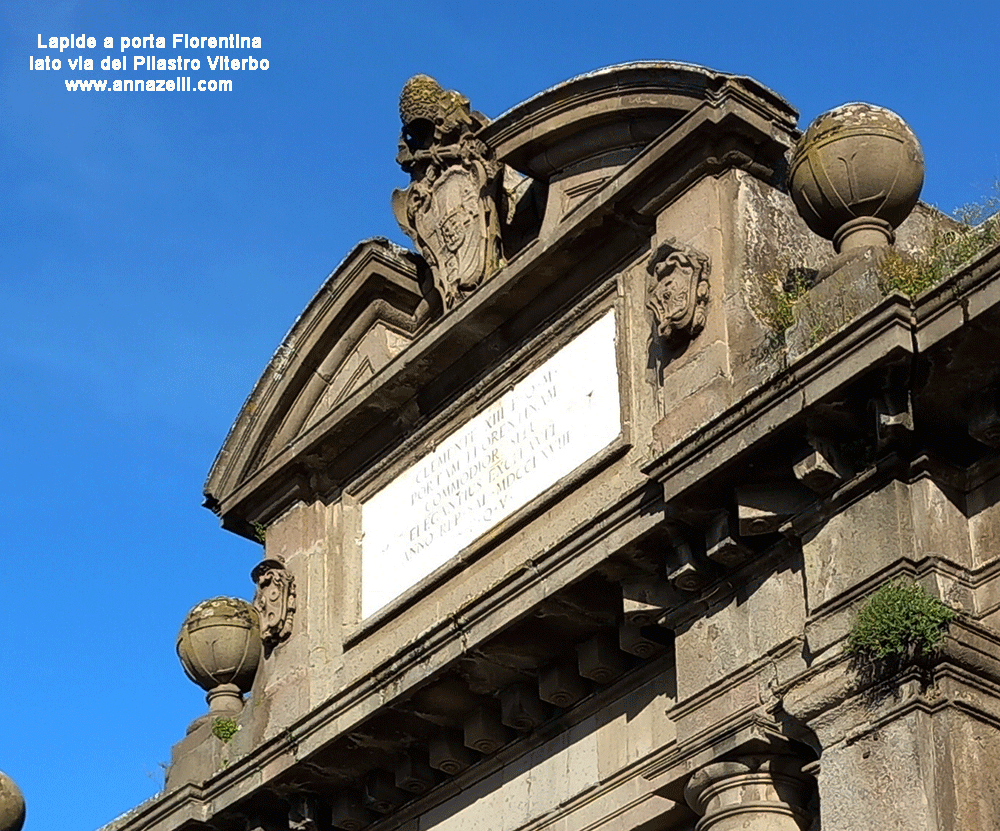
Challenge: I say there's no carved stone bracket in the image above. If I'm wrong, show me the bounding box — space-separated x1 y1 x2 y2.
251 559 296 649
873 364 914 450
300 450 338 499
288 794 320 831
646 238 710 344
969 384 1000 447
793 434 852 494
392 75 503 310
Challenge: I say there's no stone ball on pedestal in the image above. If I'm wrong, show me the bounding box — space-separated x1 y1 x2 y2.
176 597 262 715
789 103 924 253
0 770 25 831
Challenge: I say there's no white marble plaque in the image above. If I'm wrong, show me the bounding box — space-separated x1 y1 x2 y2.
361 311 621 618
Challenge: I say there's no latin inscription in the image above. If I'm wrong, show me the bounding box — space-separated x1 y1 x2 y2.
403 376 569 560
361 312 620 617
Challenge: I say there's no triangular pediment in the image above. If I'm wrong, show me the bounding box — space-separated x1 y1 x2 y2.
204 238 433 527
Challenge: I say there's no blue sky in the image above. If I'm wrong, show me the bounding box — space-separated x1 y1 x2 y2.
2 1 999 828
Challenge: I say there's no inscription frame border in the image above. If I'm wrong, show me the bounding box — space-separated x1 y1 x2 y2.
344 288 633 643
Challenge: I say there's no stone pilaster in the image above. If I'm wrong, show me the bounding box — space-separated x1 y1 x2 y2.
684 756 814 831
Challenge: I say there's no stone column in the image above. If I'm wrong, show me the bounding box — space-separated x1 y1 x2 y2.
684 756 814 831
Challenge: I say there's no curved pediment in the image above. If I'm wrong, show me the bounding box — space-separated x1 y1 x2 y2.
204 238 434 527
481 62 797 230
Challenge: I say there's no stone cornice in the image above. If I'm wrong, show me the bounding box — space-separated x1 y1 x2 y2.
644 293 915 497
108 483 665 830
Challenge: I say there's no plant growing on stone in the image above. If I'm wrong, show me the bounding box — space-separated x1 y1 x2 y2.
847 580 955 665
759 267 813 332
879 185 1000 298
211 717 240 743
953 181 1000 226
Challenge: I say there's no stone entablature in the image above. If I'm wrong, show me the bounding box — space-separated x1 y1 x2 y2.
102 63 1000 831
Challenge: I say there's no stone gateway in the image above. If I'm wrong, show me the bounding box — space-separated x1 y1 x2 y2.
102 63 1000 831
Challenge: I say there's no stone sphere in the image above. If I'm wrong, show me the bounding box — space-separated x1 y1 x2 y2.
789 103 924 246
176 597 262 693
0 771 25 831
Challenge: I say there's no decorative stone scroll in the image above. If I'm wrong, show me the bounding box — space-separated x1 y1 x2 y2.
646 238 710 344
251 558 296 649
392 74 503 309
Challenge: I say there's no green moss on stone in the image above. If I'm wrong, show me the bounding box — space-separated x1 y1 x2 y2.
211 717 240 743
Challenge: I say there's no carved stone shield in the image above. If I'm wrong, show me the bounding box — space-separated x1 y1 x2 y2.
251 558 296 649
412 164 492 306
646 239 710 343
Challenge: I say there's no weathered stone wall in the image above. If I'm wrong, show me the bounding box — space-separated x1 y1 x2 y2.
140 64 1000 831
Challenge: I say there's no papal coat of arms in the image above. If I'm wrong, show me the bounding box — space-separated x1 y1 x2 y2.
392 75 502 309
